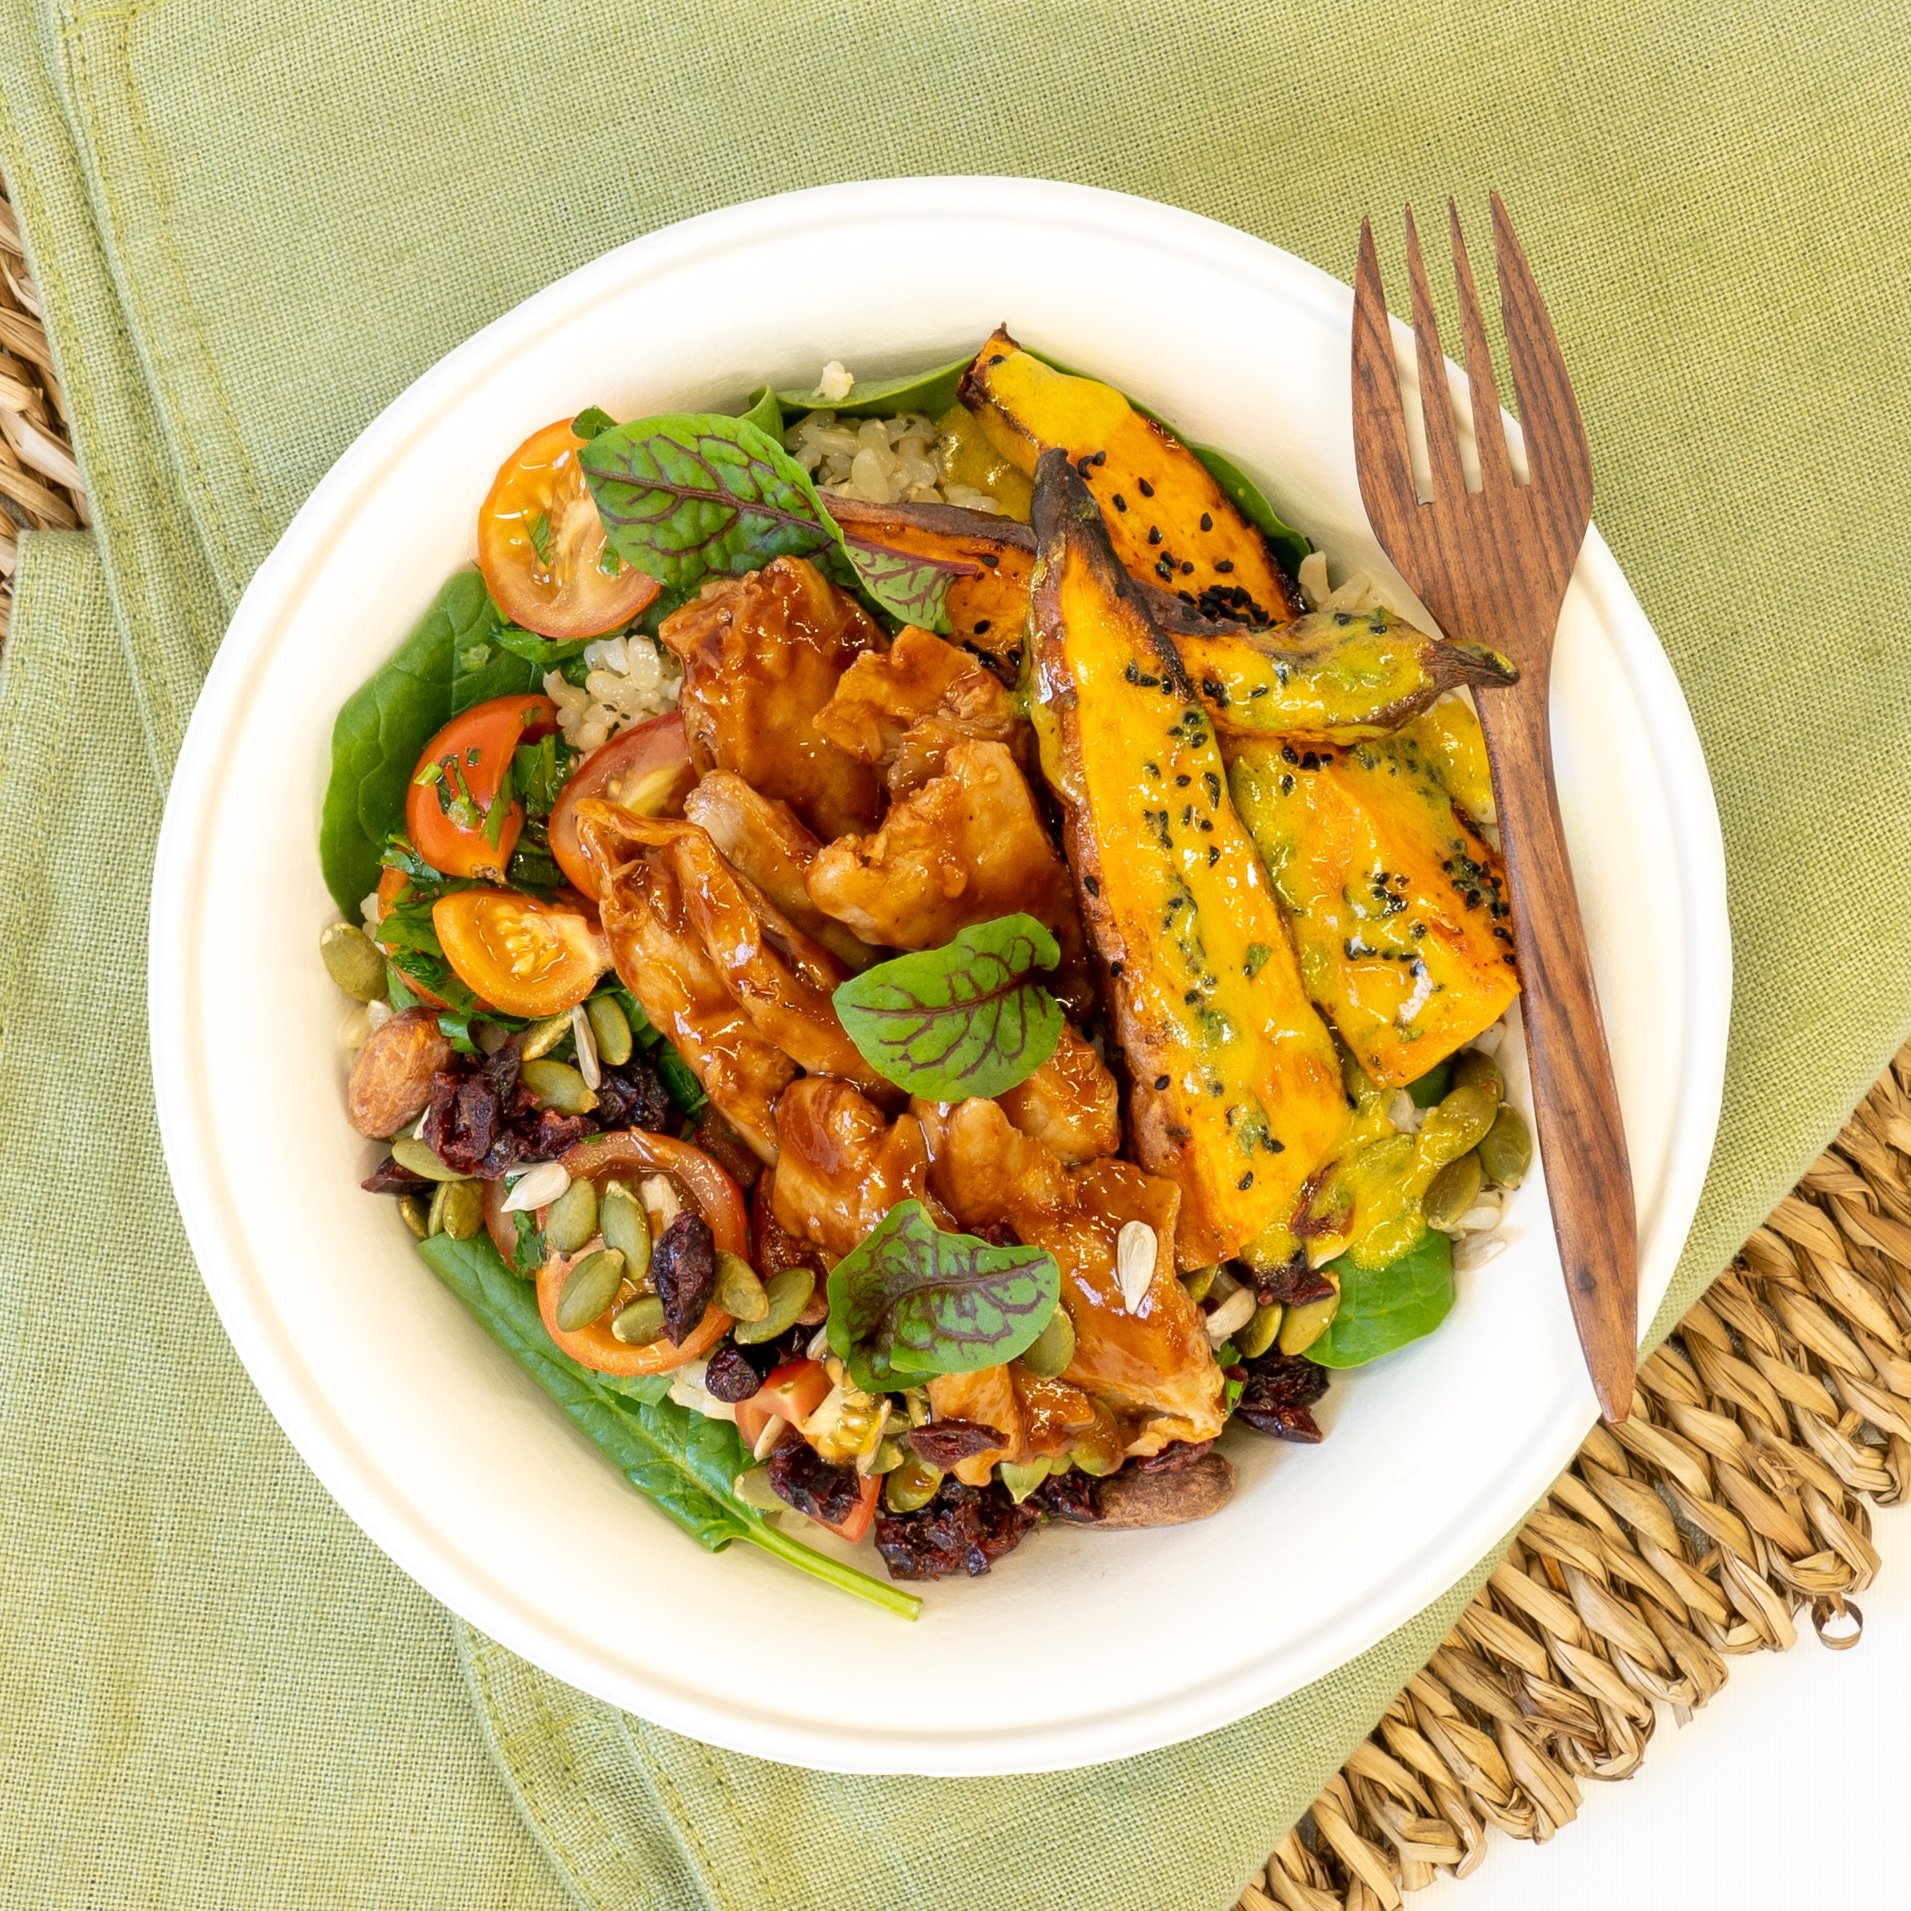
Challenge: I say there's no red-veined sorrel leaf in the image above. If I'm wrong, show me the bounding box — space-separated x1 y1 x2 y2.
825 1200 1061 1391
831 913 1063 1100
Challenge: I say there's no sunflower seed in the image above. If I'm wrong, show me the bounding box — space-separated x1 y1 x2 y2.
501 1160 570 1212
1205 1286 1256 1345
1116 1221 1156 1311
570 1002 602 1090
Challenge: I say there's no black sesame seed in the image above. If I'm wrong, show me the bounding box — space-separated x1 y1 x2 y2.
1112 494 1127 512
1147 526 1163 546
1207 845 1220 865
1138 478 1155 497
973 618 992 634
1154 1074 1170 1091
1199 512 1213 531
1083 873 1101 896
1238 1171 1254 1190
1180 561 1194 576
1214 558 1234 575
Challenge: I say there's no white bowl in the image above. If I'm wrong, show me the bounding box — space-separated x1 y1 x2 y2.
150 178 1728 1775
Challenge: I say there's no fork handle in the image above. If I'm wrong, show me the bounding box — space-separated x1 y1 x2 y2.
1475 669 1638 1422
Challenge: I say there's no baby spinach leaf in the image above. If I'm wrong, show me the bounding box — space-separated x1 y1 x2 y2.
418 1231 919 1615
1192 445 1312 578
492 622 588 667
1305 1228 1455 1368
571 405 616 442
825 1199 1061 1392
775 354 969 420
318 571 546 915
832 913 1063 1099
579 411 959 631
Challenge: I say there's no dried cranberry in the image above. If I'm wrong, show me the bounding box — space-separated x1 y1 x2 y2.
737 1322 814 1381
693 1108 762 1191
1234 1351 1329 1442
1138 1438 1215 1472
360 1155 432 1196
422 1063 506 1176
1241 1256 1336 1307
1031 1469 1102 1524
594 1057 670 1133
701 1343 761 1404
652 1212 716 1344
873 1478 1042 1582
767 1441 864 1527
905 1420 1004 1471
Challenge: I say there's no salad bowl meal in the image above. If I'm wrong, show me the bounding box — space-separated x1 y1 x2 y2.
151 179 1728 1772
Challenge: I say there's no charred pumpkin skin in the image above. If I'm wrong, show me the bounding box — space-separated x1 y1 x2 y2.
1164 604 1516 745
961 328 1304 626
1227 734 1522 1089
825 495 1034 678
1028 451 1349 1267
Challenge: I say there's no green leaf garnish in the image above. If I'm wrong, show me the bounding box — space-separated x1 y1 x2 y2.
1306 1228 1455 1368
831 913 1063 1099
527 510 553 566
774 354 970 419
418 1231 918 1616
578 411 966 631
825 1199 1061 1392
571 405 616 441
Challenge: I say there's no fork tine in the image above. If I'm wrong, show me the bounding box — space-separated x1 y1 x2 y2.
1447 199 1514 498
1491 192 1592 523
1403 206 1467 503
1350 217 1417 525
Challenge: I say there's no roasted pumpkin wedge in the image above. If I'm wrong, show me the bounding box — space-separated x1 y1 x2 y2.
826 495 1034 676
962 327 1304 625
1161 603 1515 745
1027 450 1349 1268
1227 733 1522 1090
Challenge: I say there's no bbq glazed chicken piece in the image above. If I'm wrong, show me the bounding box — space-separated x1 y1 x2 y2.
574 800 884 1162
923 1365 1105 1487
771 1077 932 1265
656 555 884 840
682 772 880 971
813 624 1028 796
805 739 1093 1011
918 1097 1224 1455
994 1021 1120 1165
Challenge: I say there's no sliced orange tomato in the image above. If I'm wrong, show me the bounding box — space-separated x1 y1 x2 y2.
478 418 659 639
371 865 448 1007
525 1132 747 1374
734 1357 832 1454
548 711 695 895
432 888 609 1016
405 692 556 881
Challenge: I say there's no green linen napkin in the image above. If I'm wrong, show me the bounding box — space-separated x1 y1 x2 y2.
2 1 1908 1906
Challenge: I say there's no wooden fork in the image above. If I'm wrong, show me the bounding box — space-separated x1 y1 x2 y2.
1350 195 1637 1423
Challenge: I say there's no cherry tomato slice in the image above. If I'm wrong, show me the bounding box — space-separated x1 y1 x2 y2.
432 888 609 1016
493 1131 748 1376
733 1357 832 1454
478 419 659 640
372 865 448 1007
548 711 695 895
406 693 556 882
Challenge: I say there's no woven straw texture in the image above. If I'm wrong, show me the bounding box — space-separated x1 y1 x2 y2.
1 2 1909 1907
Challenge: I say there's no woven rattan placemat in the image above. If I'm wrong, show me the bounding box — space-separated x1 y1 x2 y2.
3 188 1902 1911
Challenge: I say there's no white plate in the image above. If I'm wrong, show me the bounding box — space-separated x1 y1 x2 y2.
150 178 1728 1775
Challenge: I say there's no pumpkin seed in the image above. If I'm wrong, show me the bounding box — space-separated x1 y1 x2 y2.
1236 1300 1285 1361
586 992 633 1067
521 1058 597 1113
1405 1057 1453 1108
733 1265 814 1344
610 1293 667 1344
556 1248 626 1331
1419 1080 1500 1171
1021 1304 1076 1378
426 1179 453 1237
883 1453 942 1513
320 921 388 1003
1071 1440 1122 1476
521 1013 573 1060
1277 1287 1341 1355
599 1179 651 1283
438 1178 484 1241
1479 1105 1532 1189
714 1251 769 1322
544 1176 599 1255
732 1466 785 1513
871 1438 907 1475
1425 1151 1484 1230
389 1133 463 1182
999 1459 1052 1503
1453 1047 1504 1102
1182 1263 1219 1305
397 1194 429 1239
